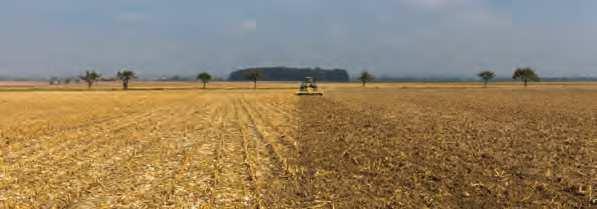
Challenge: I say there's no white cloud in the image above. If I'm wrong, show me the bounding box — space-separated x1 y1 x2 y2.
241 19 257 31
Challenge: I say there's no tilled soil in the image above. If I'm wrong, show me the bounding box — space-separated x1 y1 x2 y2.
294 89 596 208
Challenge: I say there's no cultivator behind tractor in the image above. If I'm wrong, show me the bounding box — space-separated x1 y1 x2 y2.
296 77 323 96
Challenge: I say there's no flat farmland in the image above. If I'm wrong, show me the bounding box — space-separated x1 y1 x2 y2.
0 83 595 208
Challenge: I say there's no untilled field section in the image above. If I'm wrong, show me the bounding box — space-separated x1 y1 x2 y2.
0 91 300 208
0 88 595 208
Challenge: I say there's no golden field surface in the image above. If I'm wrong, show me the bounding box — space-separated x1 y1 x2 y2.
0 82 595 208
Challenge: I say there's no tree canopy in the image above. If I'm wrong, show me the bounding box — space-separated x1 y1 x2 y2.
229 67 349 82
245 69 262 89
197 72 212 89
477 70 496 87
117 69 136 90
80 70 101 88
513 67 540 87
358 71 375 87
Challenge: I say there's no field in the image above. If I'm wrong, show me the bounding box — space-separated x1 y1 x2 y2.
0 82 595 208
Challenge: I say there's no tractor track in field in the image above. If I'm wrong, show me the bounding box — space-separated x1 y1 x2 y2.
139 99 229 208
231 99 261 209
208 97 265 208
239 99 285 171
166 105 224 208
236 96 301 207
189 103 225 208
243 96 299 161
239 97 294 175
257 100 301 154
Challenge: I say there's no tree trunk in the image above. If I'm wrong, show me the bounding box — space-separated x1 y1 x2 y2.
123 80 129 90
524 79 528 87
484 80 488 88
87 81 92 89
362 81 366 87
253 80 257 89
202 82 206 89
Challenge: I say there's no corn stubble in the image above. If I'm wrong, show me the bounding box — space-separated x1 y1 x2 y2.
0 87 595 208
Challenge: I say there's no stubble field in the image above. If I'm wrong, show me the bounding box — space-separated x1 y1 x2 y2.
0 82 595 208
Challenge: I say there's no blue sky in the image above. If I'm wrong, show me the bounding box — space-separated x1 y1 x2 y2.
0 0 595 78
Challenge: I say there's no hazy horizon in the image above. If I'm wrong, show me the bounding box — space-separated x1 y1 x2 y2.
1 0 596 79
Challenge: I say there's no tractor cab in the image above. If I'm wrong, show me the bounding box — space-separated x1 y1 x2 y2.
296 77 323 96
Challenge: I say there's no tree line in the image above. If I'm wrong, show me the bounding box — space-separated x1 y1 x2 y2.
228 67 350 82
51 67 541 90
75 69 139 90
72 69 216 90
357 67 541 87
477 67 540 87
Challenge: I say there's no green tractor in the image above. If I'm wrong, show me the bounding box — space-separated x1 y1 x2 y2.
296 77 323 96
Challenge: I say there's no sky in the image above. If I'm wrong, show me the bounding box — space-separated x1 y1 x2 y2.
0 0 595 79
